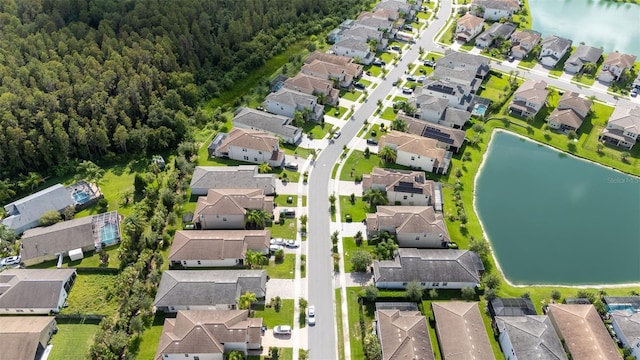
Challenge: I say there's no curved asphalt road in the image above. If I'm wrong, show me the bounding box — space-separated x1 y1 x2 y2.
306 2 452 359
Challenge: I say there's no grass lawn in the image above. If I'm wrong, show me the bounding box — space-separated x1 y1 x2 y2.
265 254 296 279
341 89 363 102
412 64 435 76
346 287 375 360
379 52 395 64
49 319 99 360
335 289 346 360
274 194 298 207
391 96 409 103
477 73 519 104
302 196 307 207
343 237 376 273
339 151 411 181
303 121 334 140
339 196 370 223
253 299 295 327
518 52 538 69
324 104 349 118
548 47 574 77
135 313 168 360
269 218 297 239
29 246 121 270
379 107 397 121
572 73 597 86
273 168 300 183
359 79 372 87
439 19 457 45
61 273 119 316
365 65 382 77
281 143 313 158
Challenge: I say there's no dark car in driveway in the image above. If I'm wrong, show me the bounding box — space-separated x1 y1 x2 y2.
366 138 378 145
354 82 365 90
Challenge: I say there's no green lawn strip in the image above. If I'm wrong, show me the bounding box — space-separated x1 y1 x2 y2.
269 218 297 240
61 273 120 315
281 143 313 158
29 246 121 270
302 196 307 207
438 18 457 45
324 105 349 118
460 42 475 51
331 163 340 179
359 79 372 87
417 12 430 20
379 52 395 64
49 319 99 360
253 299 295 328
572 73 597 86
341 89 363 102
265 254 296 279
273 168 300 183
412 64 435 76
366 65 382 77
379 107 397 121
339 196 369 222
303 121 334 140
392 96 409 103
421 301 443 360
518 57 537 69
361 124 382 142
274 194 298 207
340 151 411 181
346 287 375 360
343 237 376 273
135 313 167 360
335 289 346 360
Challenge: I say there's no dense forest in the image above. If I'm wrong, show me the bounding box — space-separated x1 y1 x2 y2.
0 0 371 180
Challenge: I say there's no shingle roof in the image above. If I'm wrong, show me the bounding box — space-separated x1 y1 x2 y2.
437 50 490 77
548 108 584 129
194 188 274 218
432 301 494 360
398 115 466 149
376 309 434 360
495 316 567 360
380 131 447 162
412 94 449 113
513 79 549 105
0 316 56 360
2 184 75 234
557 92 592 117
189 166 275 195
341 26 382 42
305 51 353 66
611 311 640 350
548 304 622 360
477 22 516 43
169 230 270 262
457 13 485 29
431 66 478 86
334 38 371 53
603 51 637 68
443 108 471 127
374 248 484 284
264 88 318 109
154 270 266 308
607 103 640 133
510 29 541 46
20 215 94 261
565 45 603 67
368 206 449 241
233 108 300 140
0 269 76 310
540 35 572 53
362 168 437 200
155 310 262 360
216 128 281 156
473 0 520 11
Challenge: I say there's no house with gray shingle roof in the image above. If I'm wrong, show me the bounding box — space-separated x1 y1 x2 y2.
232 107 302 144
154 270 266 312
599 103 640 149
169 230 270 268
362 168 442 209
0 269 77 314
331 38 375 65
375 309 434 360
563 45 603 74
436 51 490 80
539 35 572 68
475 22 516 49
432 301 494 359
472 0 520 21
420 79 474 111
374 248 484 290
190 166 276 196
547 92 592 132
155 310 263 360
209 128 285 168
2 184 75 235
263 88 324 122
341 26 386 50
611 310 640 359
598 51 637 83
194 188 273 230
495 315 568 360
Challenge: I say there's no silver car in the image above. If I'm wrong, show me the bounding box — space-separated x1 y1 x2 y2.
308 305 316 326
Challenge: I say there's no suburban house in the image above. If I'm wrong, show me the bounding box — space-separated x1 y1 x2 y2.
20 211 121 266
263 88 324 122
399 115 467 153
305 51 364 79
194 188 274 230
2 183 75 235
374 0 417 18
301 60 355 88
598 51 637 83
432 301 494 359
0 317 58 360
539 35 572 68
475 22 516 49
208 128 285 168
154 310 262 360
431 65 482 91
154 270 267 312
232 107 302 144
599 103 640 149
375 309 434 360
0 269 77 314
417 79 474 110
355 14 396 35
169 230 270 268
563 44 603 74
472 0 520 21
409 92 471 128
611 311 640 359
373 248 484 290
362 167 443 210
488 297 537 321
379 131 452 174
508 79 549 118
510 30 541 59
547 91 592 132
455 13 485 43
190 166 276 196
284 72 339 105
366 206 449 247
436 51 491 80
340 27 386 50
547 304 622 360
331 38 374 64
495 316 568 360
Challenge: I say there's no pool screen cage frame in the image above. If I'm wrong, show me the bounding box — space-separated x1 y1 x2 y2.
92 210 122 251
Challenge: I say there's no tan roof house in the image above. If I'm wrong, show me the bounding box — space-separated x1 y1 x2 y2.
362 167 443 210
169 230 271 268
0 316 58 360
155 310 262 360
209 128 285 168
398 115 466 153
366 206 450 248
598 51 637 83
547 304 622 360
599 103 640 149
510 30 541 59
547 91 592 132
283 73 339 105
432 301 494 360
305 51 363 78
194 188 274 230
375 309 434 360
301 60 355 88
508 79 549 118
455 13 485 43
379 131 451 174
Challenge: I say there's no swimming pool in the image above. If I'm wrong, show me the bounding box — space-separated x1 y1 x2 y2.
472 103 488 116
100 224 120 245
607 304 637 314
72 190 91 204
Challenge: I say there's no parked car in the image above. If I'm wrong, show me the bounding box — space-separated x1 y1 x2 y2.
280 208 296 218
391 45 401 51
417 75 426 83
308 306 316 326
406 75 416 82
402 87 413 95
354 82 365 90
631 88 638 97
270 238 286 246
507 55 515 62
284 162 299 171
447 242 459 249
392 80 399 86
2 255 21 266
372 59 386 66
333 131 342 139
366 138 378 145
423 60 436 67
403 24 413 31
269 244 284 253
285 240 300 248
273 325 292 335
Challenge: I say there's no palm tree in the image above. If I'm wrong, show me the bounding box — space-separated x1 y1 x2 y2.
0 179 16 203
316 92 328 105
245 209 271 229
227 351 245 360
77 160 105 184
378 146 397 163
583 62 597 75
245 250 265 269
123 212 146 239
293 110 305 127
258 162 272 174
364 188 388 208
391 118 407 132
237 291 257 310
354 230 364 246
328 193 337 209
19 172 44 192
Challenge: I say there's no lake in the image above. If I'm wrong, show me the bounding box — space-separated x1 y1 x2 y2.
475 131 640 285
529 0 640 57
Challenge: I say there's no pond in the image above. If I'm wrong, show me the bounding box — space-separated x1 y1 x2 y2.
475 131 640 285
529 0 640 57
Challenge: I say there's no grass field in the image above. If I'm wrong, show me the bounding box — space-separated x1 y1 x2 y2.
339 151 411 181
274 194 298 207
265 254 296 279
379 106 397 120
335 289 346 360
303 121 335 140
29 246 121 270
346 287 375 360
135 313 168 360
61 273 119 316
49 319 100 360
269 218 297 239
341 89 363 102
339 196 370 223
342 237 376 273
254 299 295 327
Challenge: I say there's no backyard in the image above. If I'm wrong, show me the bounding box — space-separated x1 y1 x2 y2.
49 319 100 360
265 253 296 279
342 236 376 273
61 273 120 316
